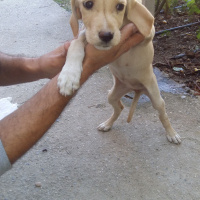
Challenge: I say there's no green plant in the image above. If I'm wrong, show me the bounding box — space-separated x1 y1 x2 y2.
155 0 200 41
185 0 200 41
197 29 200 40
155 0 200 16
185 0 200 14
54 0 71 11
168 0 179 13
155 0 180 17
160 30 171 37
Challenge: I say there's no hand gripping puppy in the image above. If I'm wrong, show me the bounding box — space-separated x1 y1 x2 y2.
57 0 181 144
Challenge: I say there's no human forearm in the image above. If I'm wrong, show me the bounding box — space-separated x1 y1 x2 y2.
0 43 69 86
0 74 67 163
0 52 42 85
0 63 92 164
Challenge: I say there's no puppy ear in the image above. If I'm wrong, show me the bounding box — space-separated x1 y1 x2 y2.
126 0 154 37
70 0 82 37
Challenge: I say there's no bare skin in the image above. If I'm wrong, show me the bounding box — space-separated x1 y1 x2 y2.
0 43 70 86
0 24 144 164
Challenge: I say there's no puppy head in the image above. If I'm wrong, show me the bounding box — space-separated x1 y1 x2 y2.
70 0 154 50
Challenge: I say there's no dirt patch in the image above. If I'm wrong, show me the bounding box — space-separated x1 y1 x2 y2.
153 5 200 95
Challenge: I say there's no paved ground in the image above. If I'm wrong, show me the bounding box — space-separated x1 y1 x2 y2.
0 0 200 199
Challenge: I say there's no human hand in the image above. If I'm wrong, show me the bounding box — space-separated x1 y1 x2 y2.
37 42 70 79
36 23 144 80
83 23 145 75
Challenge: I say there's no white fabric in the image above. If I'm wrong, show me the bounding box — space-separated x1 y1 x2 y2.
0 97 16 175
0 97 18 120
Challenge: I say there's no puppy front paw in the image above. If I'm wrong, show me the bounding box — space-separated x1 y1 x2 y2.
57 36 85 96
57 66 81 96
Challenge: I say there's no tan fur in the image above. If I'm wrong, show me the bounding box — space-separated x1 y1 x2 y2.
70 0 82 37
126 0 154 36
66 0 181 143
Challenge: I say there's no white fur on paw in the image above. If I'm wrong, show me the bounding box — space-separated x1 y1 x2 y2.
98 122 112 132
57 38 85 96
58 67 81 96
166 134 181 144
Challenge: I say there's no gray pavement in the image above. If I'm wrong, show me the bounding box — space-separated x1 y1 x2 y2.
0 0 200 199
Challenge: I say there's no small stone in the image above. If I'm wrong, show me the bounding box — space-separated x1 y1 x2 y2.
173 67 184 72
35 182 42 187
181 95 186 99
162 20 167 24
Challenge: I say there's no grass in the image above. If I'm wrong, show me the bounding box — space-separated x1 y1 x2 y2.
54 0 71 11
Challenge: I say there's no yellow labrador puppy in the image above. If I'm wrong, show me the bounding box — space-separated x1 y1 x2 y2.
58 0 181 144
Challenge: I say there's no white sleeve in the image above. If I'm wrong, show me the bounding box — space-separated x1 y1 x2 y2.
0 139 12 176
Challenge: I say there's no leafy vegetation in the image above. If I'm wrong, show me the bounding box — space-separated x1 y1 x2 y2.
185 0 200 14
155 0 200 40
155 0 200 15
54 0 71 11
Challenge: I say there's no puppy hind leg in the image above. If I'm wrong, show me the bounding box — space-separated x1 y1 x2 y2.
98 79 130 132
145 75 181 144
127 91 142 123
98 91 124 132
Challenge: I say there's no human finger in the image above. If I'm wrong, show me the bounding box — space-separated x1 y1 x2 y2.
119 23 138 44
63 42 71 55
119 32 145 54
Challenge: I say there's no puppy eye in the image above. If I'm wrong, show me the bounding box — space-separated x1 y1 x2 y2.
116 3 124 11
83 1 94 9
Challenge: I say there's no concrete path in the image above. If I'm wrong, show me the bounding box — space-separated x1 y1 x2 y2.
0 0 200 199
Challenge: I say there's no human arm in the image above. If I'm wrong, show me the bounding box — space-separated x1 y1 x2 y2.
0 43 70 86
0 23 144 165
0 23 143 86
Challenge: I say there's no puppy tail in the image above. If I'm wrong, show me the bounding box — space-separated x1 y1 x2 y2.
127 91 142 123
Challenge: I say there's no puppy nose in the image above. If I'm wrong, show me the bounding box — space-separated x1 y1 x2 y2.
99 31 114 43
